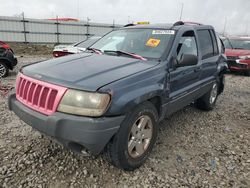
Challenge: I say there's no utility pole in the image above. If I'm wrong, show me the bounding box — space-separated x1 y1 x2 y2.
179 3 184 20
112 19 115 30
128 16 131 24
86 17 91 39
223 18 227 36
76 0 80 41
76 0 80 19
245 24 249 36
21 12 27 43
56 15 59 44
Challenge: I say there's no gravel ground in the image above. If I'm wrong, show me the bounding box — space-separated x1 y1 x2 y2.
9 43 54 56
0 56 250 188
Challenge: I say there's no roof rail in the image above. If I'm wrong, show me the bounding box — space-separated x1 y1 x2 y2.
173 21 203 27
184 21 203 25
173 21 184 26
123 23 135 27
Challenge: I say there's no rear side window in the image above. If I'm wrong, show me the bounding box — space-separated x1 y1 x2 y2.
197 30 214 59
210 31 219 55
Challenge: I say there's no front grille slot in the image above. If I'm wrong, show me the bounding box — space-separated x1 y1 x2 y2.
16 73 67 115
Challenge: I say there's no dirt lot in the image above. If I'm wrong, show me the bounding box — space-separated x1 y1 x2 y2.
8 43 54 56
0 55 250 188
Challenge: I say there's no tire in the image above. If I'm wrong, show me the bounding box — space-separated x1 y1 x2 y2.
196 81 219 111
0 62 9 78
104 102 159 171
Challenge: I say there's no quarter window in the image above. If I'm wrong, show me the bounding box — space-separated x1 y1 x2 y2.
210 30 219 55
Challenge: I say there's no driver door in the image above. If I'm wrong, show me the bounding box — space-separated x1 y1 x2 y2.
166 30 201 115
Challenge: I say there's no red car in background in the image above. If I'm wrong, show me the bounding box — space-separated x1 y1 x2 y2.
222 37 250 76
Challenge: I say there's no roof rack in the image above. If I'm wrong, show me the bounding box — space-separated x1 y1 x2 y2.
123 23 135 27
173 21 203 26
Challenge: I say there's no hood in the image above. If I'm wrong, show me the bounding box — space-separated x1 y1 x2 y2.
225 49 250 57
22 53 159 91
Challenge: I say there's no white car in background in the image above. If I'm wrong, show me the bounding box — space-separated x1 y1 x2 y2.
53 36 101 57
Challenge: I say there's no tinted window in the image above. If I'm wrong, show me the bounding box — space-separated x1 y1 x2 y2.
197 30 214 59
176 31 198 62
226 38 250 50
222 38 233 49
210 30 218 55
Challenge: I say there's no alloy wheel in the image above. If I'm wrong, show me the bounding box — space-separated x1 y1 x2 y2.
210 83 218 104
128 115 153 158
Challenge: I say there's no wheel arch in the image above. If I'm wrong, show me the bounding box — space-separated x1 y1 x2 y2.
0 58 13 70
109 88 164 119
217 70 225 95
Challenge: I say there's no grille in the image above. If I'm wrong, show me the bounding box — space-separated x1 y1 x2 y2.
227 56 238 60
227 60 248 69
16 73 67 115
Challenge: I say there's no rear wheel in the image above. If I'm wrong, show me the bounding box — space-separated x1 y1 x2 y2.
104 102 159 171
0 62 9 78
196 82 218 111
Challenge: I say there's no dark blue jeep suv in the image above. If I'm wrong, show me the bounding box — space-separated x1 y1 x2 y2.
8 21 228 171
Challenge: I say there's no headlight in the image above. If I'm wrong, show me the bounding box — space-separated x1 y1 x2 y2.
57 89 111 117
239 55 250 60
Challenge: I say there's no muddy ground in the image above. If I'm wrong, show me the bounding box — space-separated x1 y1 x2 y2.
0 55 250 188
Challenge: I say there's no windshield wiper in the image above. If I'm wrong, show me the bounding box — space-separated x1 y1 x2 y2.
86 47 103 54
104 50 147 61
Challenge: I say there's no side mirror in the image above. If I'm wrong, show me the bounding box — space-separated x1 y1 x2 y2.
177 54 198 67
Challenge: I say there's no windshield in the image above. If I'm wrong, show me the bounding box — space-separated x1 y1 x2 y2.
223 38 250 50
74 37 100 48
91 28 175 59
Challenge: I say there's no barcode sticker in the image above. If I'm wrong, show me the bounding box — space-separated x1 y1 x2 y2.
152 30 175 35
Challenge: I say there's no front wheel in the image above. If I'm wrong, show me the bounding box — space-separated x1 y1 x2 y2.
104 102 159 171
196 82 218 111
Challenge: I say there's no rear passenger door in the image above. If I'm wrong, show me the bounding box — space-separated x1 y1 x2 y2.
196 29 219 82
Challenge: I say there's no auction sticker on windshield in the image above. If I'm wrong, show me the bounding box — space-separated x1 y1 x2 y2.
152 30 175 35
146 38 161 47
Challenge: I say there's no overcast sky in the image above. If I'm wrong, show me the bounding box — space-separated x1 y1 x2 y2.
0 0 249 35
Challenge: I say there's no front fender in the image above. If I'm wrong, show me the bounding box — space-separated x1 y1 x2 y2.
111 85 164 115
99 65 168 116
